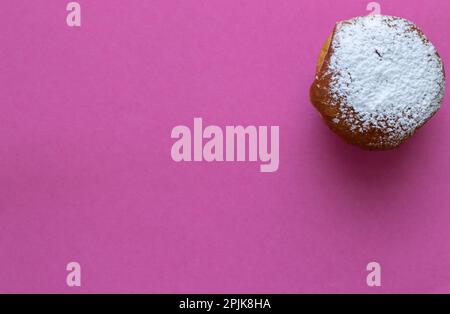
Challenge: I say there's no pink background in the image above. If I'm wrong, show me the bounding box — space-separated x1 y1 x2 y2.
0 0 449 293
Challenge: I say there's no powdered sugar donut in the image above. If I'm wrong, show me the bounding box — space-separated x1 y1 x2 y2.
310 15 445 150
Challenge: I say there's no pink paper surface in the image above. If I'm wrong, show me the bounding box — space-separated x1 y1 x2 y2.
0 0 449 293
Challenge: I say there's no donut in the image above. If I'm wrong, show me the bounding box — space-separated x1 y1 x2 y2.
310 15 445 150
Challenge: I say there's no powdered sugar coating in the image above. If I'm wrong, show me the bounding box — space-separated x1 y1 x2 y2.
328 15 445 147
